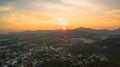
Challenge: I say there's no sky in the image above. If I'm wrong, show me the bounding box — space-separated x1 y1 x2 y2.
0 0 120 32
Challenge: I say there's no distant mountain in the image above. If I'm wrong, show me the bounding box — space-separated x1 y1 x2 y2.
0 27 120 39
73 27 110 34
111 28 120 35
72 27 120 35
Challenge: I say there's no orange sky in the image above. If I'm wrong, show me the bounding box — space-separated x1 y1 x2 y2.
0 0 120 32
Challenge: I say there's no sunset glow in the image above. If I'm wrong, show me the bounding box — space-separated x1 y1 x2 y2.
61 26 67 32
0 0 120 32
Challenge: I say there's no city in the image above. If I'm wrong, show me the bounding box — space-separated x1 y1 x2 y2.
0 28 120 67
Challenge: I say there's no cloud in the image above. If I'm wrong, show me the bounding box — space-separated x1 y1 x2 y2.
99 9 120 19
96 9 120 29
0 6 11 11
0 3 12 11
0 0 10 6
106 9 120 15
92 0 120 9
41 0 63 4
0 0 120 31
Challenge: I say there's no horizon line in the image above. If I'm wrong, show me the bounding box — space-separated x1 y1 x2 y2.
0 27 120 34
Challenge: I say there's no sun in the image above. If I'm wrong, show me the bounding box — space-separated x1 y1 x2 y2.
59 22 67 31
62 26 67 31
56 18 68 31
61 23 67 31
